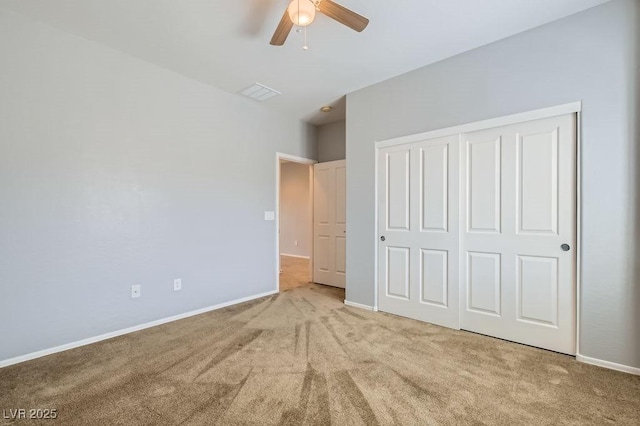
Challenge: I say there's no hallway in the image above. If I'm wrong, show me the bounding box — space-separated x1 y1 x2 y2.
280 255 310 291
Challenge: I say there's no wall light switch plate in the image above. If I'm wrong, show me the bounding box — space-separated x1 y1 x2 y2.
264 211 275 221
131 284 141 299
173 278 182 291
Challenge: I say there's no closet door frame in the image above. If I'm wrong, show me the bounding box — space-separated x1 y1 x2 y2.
373 102 582 348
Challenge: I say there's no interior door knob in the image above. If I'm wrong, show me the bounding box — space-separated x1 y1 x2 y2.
561 244 570 251
380 236 385 241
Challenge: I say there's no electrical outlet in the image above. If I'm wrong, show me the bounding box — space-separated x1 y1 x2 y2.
131 284 141 299
173 278 182 291
294 240 298 247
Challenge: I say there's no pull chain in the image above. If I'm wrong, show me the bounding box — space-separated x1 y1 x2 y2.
303 26 308 50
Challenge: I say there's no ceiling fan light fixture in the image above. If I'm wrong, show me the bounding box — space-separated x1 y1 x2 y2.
288 0 316 27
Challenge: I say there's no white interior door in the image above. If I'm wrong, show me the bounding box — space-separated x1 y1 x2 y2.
313 160 346 288
460 114 576 354
377 135 460 329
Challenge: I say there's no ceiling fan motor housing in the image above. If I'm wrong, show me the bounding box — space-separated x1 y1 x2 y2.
288 0 317 27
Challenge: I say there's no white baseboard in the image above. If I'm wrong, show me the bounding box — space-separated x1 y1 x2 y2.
280 253 310 259
344 300 378 312
576 354 640 376
0 290 278 369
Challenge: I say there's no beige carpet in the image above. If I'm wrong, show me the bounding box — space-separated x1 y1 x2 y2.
1 284 638 425
279 255 310 291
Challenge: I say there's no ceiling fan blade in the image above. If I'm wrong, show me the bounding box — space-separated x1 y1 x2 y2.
270 9 294 45
318 0 369 32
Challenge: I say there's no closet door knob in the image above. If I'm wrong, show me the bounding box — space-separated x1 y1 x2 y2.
561 244 570 251
380 236 386 242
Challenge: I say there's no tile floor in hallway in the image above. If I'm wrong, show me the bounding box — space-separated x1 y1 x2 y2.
280 255 311 291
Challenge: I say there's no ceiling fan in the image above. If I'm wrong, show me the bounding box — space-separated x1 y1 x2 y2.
270 0 369 46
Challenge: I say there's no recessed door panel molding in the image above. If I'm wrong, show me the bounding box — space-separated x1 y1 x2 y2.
420 249 448 307
317 236 330 272
467 252 501 316
335 165 347 225
386 247 410 299
313 160 346 288
421 143 449 232
517 129 559 235
386 150 410 231
335 236 346 275
378 135 460 330
315 168 330 225
461 113 576 355
517 255 558 326
467 136 501 233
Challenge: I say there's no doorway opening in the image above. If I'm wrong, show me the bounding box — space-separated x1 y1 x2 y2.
276 154 315 292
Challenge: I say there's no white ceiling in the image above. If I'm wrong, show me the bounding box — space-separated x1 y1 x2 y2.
1 0 610 125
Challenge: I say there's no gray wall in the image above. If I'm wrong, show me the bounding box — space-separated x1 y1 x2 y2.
279 161 311 258
317 120 346 162
346 0 639 369
0 9 316 362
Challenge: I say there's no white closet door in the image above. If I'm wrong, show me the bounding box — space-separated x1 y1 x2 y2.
377 135 460 329
460 114 576 354
313 160 346 288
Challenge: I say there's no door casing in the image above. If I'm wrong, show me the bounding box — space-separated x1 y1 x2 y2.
275 153 317 292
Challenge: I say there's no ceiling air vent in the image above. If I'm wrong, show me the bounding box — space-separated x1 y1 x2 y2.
239 83 281 102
